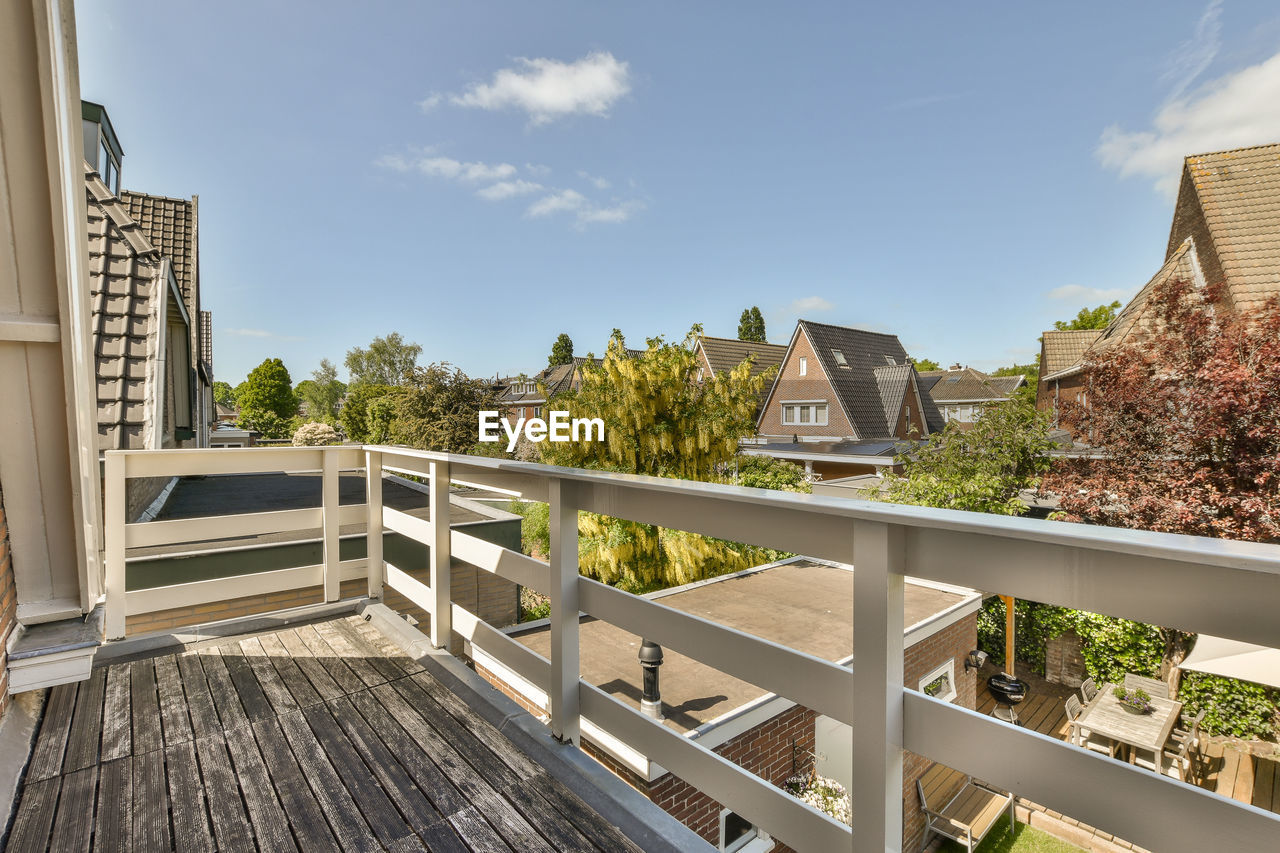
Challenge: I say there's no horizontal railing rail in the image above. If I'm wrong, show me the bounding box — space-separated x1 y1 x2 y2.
102 444 1280 853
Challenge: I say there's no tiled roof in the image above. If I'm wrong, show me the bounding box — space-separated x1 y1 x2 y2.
87 165 165 451
697 336 787 378
799 320 910 438
1088 238 1203 356
918 367 1025 403
1040 330 1102 376
1176 143 1280 313
121 191 195 305
872 363 912 433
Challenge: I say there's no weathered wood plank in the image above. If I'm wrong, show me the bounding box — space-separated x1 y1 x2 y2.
387 834 430 853
276 709 381 852
210 643 274 723
346 615 424 675
535 772 647 853
28 681 77 780
1233 749 1256 804
276 628 345 700
49 766 97 853
131 747 172 850
449 807 514 853
238 636 301 715
99 664 132 762
391 676 521 790
63 667 106 773
312 620 390 688
253 717 341 851
176 652 224 741
347 689 468 817
418 820 472 853
223 724 300 852
327 694 442 831
129 659 164 754
92 756 132 853
409 671 539 779
500 774 597 853
7 776 59 853
194 731 256 852
165 740 215 853
469 788 557 853
194 648 253 731
1217 746 1242 796
154 654 194 746
326 617 404 682
302 702 413 847
293 623 373 693
259 633 324 707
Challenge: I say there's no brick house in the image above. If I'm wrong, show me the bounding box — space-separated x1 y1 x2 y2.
749 320 943 479
917 365 1024 430
692 335 787 417
1037 142 1280 433
473 557 982 851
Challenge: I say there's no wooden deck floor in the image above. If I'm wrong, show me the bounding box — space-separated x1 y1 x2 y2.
6 615 645 852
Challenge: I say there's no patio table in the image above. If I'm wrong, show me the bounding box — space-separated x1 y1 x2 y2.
1074 682 1183 768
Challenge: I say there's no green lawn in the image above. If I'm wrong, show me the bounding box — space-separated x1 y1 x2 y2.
937 816 1085 852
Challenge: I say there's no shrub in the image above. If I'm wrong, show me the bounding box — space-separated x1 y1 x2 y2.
1179 672 1278 740
292 421 339 446
784 774 850 826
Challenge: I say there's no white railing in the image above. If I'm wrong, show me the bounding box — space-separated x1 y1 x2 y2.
103 445 1280 853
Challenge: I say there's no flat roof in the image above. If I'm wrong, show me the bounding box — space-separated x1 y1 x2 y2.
508 559 976 734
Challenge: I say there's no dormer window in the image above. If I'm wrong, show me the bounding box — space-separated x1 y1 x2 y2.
831 349 849 367
884 355 896 365
82 101 123 195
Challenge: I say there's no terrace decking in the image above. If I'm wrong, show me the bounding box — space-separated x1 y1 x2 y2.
6 615 646 853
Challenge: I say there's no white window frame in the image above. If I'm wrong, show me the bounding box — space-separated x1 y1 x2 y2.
919 659 958 704
798 356 807 377
719 808 772 853
781 400 828 426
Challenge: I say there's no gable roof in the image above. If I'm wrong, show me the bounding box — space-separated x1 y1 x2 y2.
121 191 196 305
872 363 912 432
918 367 1024 403
798 320 910 438
1040 329 1102 378
1087 237 1203 356
696 336 787 378
1173 142 1280 313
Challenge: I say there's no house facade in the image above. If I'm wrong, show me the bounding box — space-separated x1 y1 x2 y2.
918 365 1024 430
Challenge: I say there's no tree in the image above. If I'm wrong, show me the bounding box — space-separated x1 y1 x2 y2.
391 362 503 453
345 332 422 387
237 358 298 437
298 359 346 425
1054 300 1121 331
737 306 766 342
212 381 236 407
548 333 574 366
293 421 339 446
993 355 1040 404
909 357 940 371
339 383 398 443
1045 278 1280 709
542 329 780 588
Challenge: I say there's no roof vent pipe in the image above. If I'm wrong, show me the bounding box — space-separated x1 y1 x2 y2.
639 639 664 720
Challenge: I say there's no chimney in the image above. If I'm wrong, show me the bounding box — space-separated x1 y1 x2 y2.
639 639 664 719
82 101 124 194
949 363 963 371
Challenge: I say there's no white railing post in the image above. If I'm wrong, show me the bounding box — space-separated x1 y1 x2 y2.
548 477 581 744
321 448 340 602
429 459 451 648
365 449 384 599
103 451 127 639
851 520 906 853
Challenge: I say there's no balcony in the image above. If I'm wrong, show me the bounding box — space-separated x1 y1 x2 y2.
11 445 1280 852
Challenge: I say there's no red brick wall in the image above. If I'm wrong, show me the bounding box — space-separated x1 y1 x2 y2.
892 376 927 439
0 482 16 720
758 328 855 439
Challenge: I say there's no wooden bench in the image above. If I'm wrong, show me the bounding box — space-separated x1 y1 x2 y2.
916 763 1015 852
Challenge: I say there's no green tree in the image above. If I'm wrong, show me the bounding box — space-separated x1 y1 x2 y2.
212 380 236 407
737 306 766 342
339 383 398 443
345 332 422 386
237 358 298 437
993 355 1040 404
391 362 503 453
542 329 780 588
908 357 940 371
298 359 346 425
548 333 574 366
1054 300 1121 331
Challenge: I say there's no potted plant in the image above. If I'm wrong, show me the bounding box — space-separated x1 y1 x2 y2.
784 772 851 826
1113 686 1154 715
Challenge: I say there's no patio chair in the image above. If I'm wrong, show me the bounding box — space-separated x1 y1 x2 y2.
1170 708 1206 750
917 773 1015 853
1134 731 1194 781
1064 694 1117 756
1080 677 1098 703
1124 673 1169 699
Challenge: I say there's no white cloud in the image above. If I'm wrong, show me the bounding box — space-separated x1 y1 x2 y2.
1161 0 1223 103
525 163 551 177
577 170 611 189
576 200 643 224
526 189 587 218
375 151 517 183
787 296 834 314
1097 49 1280 196
450 52 631 125
476 180 544 201
417 93 443 112
1046 284 1135 302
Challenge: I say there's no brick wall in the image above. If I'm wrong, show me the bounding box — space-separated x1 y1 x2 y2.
125 475 171 523
1166 169 1226 296
758 328 856 439
1045 629 1086 688
0 482 15 720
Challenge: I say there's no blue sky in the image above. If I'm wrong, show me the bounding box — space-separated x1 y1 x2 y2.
76 1 1280 385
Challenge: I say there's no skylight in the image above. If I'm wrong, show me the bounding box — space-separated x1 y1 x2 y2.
831 349 848 366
